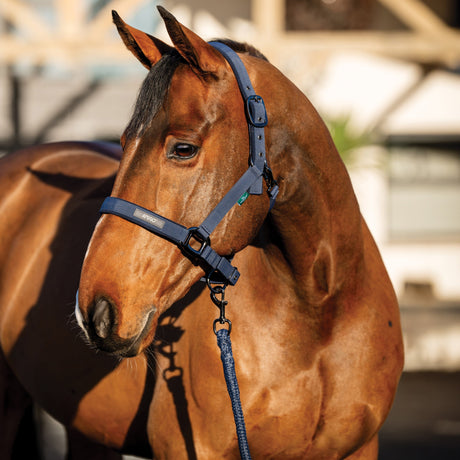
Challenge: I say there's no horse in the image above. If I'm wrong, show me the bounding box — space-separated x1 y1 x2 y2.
76 6 404 459
0 141 154 458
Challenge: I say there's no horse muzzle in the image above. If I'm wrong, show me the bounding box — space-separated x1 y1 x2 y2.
75 292 156 357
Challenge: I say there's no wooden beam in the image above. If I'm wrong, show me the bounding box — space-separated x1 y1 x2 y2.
1 0 460 69
378 0 453 36
261 31 460 68
56 0 85 40
2 0 51 40
1 30 458 68
0 37 135 66
252 0 284 36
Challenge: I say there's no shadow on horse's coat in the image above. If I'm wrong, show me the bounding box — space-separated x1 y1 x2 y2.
0 142 154 458
74 6 404 459
0 142 210 458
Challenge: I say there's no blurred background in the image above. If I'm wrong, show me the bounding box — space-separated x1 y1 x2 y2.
1 0 459 458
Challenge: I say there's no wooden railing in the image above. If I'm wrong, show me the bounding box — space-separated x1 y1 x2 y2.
252 0 460 68
0 0 147 67
1 0 459 69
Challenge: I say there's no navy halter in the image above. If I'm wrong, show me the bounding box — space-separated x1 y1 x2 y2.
99 42 279 286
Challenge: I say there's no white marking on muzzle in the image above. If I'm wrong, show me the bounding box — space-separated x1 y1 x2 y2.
83 218 103 262
74 290 90 340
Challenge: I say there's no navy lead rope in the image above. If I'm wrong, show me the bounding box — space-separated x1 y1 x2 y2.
208 274 251 458
216 329 252 460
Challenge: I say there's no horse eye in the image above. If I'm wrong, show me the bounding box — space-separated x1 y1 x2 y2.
171 143 198 159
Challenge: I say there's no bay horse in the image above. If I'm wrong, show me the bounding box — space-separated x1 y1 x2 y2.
0 142 153 458
76 6 404 459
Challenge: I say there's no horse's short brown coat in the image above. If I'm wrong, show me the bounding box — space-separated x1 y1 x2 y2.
1 6 403 460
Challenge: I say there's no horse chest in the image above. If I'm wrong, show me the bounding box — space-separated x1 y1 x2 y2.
149 335 325 459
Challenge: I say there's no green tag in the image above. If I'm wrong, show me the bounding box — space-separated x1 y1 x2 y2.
237 191 249 206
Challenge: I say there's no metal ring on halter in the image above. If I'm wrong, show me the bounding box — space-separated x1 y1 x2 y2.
213 317 232 335
206 269 227 290
182 226 210 258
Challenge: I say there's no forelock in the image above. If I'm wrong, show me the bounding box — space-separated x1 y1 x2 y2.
124 52 183 139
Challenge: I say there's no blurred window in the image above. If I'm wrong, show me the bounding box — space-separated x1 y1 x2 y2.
388 147 460 241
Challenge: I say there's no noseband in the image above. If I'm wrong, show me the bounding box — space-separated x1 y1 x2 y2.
99 42 278 287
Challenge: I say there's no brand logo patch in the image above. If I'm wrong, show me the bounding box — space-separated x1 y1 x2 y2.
133 209 165 229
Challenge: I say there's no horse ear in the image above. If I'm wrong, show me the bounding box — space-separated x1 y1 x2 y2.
157 6 224 74
112 10 173 69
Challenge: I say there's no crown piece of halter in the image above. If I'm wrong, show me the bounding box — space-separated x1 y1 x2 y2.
99 42 279 286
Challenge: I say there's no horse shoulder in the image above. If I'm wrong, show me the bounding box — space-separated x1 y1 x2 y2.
307 220 403 457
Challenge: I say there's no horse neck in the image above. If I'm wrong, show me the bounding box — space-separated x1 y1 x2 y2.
266 95 365 304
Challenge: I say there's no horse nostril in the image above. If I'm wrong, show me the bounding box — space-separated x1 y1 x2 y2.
91 298 113 339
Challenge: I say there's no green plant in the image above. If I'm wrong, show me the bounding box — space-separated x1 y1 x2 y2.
326 115 371 165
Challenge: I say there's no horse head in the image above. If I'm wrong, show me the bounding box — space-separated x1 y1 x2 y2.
76 7 281 357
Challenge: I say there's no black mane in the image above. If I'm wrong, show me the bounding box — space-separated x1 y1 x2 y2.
214 39 268 62
124 51 182 140
124 40 267 140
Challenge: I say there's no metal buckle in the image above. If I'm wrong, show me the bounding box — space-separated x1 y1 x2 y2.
206 272 232 335
263 163 277 190
246 95 267 127
183 227 210 257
